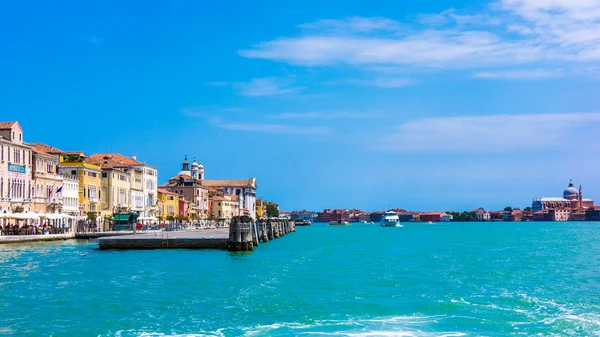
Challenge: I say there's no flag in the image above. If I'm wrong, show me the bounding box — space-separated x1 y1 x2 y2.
56 186 63 194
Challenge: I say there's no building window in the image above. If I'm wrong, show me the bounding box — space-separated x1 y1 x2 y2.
102 172 107 178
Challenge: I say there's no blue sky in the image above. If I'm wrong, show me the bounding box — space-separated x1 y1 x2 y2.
2 0 600 212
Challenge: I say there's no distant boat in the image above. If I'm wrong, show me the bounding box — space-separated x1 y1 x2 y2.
294 219 311 226
428 221 433 225
328 220 349 226
381 211 402 227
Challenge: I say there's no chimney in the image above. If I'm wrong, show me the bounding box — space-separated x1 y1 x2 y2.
132 154 137 161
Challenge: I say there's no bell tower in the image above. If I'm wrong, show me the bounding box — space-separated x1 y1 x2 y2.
579 185 583 209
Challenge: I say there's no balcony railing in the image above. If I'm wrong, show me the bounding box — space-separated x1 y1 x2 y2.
89 197 99 203
46 198 63 205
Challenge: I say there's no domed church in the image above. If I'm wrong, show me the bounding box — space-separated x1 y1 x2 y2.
532 180 594 213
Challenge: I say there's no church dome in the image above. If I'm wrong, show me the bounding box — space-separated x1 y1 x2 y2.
197 161 204 169
563 180 579 199
192 159 199 168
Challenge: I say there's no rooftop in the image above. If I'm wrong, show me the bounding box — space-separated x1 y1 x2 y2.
29 143 64 155
0 122 17 129
88 154 143 169
203 178 256 188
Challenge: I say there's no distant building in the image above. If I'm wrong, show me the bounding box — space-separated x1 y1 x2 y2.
370 211 384 222
532 180 594 213
319 209 349 222
548 208 570 221
586 208 600 221
419 212 443 222
440 213 453 222
474 208 491 221
291 210 317 222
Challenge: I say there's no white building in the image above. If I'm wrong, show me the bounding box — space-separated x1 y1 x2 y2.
140 163 158 219
475 207 491 221
61 175 80 215
0 121 34 215
129 166 145 214
440 213 453 222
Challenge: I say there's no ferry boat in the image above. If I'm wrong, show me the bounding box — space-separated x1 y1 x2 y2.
380 211 402 227
328 220 349 226
294 219 311 226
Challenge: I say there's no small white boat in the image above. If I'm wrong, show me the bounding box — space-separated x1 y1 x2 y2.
428 221 433 225
328 220 349 226
381 211 402 227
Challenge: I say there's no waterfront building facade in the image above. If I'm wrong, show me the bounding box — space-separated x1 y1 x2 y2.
157 188 179 220
31 145 63 214
61 175 79 216
92 154 158 219
203 179 256 219
59 152 102 218
0 122 34 215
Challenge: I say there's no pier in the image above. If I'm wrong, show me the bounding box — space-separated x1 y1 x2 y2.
98 217 295 250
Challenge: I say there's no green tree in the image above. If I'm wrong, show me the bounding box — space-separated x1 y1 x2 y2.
504 207 513 212
266 203 279 218
524 207 532 212
13 206 24 213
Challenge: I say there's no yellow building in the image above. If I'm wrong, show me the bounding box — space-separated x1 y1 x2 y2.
96 168 131 219
213 194 238 220
157 188 179 220
256 198 266 218
58 152 101 218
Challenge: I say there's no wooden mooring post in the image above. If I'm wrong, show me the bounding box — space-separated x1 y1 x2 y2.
227 216 254 251
259 219 269 243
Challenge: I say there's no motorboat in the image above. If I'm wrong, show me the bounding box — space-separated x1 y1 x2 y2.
294 219 311 226
380 211 402 227
328 220 349 226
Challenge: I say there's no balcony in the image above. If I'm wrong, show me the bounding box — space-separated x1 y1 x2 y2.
119 203 129 208
89 197 99 204
46 198 63 205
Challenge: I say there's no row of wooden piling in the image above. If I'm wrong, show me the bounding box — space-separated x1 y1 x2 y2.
227 216 296 251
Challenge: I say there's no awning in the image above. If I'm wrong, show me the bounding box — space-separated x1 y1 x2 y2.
113 214 131 221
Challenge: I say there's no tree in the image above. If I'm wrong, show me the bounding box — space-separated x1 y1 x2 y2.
13 206 24 213
266 203 279 218
504 207 513 212
524 207 532 212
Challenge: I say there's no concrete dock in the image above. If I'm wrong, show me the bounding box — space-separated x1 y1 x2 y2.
98 217 296 250
98 229 230 250
0 233 75 244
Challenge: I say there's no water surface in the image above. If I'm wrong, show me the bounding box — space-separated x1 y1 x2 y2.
1 222 599 336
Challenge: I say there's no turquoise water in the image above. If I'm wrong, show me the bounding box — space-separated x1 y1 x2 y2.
1 222 600 336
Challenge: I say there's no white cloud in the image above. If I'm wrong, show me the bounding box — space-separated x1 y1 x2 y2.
299 16 403 33
239 1 600 73
200 115 330 135
474 68 565 79
344 78 414 88
265 112 374 119
209 77 303 97
377 112 600 153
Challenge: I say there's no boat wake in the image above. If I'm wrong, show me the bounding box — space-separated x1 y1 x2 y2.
112 315 464 337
